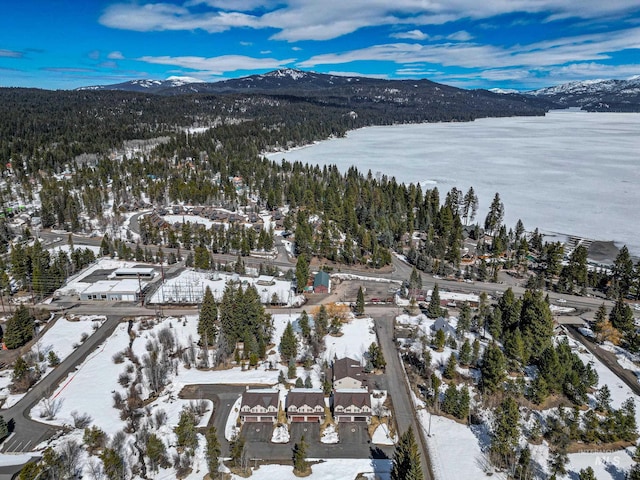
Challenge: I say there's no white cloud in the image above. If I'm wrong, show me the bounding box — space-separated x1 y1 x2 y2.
391 29 429 40
447 30 473 41
100 3 260 33
326 70 389 79
298 26 640 71
107 51 125 60
137 54 295 75
100 0 640 41
0 49 23 58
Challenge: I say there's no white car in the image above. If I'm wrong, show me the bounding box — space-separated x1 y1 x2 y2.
556 298 567 304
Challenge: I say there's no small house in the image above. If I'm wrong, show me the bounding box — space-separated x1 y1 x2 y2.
286 389 326 423
239 389 279 423
430 317 456 337
313 271 331 294
333 389 372 423
333 357 367 390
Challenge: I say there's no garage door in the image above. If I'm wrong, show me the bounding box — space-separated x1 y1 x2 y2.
243 416 259 422
305 416 321 422
354 416 367 422
291 416 305 422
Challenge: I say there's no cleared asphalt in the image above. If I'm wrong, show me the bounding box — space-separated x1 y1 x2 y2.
1 314 124 452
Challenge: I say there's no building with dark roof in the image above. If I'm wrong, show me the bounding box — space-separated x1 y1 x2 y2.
333 357 367 390
333 389 372 423
286 389 326 423
239 389 279 423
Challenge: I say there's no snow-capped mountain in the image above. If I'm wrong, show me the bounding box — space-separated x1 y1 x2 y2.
526 76 640 111
489 88 520 94
77 76 204 93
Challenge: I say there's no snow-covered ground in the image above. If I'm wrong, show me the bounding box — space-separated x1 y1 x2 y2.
229 458 391 480
323 316 377 362
321 424 339 444
267 111 640 255
372 423 396 445
0 315 105 408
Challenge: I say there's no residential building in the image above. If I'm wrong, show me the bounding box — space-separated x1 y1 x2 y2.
286 389 326 423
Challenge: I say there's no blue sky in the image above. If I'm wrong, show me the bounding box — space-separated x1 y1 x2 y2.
1 0 639 91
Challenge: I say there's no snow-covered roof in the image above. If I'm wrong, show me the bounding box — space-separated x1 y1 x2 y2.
82 279 143 294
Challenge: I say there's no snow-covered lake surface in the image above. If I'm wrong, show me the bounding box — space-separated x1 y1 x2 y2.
267 110 640 255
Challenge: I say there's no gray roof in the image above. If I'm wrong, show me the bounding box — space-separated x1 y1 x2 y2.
430 317 456 336
333 357 366 383
286 389 325 409
333 390 372 409
241 390 279 410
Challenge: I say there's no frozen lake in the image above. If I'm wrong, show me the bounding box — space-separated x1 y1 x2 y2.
266 110 640 255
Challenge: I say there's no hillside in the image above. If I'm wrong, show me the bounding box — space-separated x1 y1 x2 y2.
527 76 640 112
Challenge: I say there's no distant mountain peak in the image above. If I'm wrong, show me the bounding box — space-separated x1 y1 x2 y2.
262 68 309 80
166 76 203 85
525 76 640 112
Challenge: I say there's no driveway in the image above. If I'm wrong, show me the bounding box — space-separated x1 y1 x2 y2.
242 422 274 443
338 422 370 446
290 422 320 443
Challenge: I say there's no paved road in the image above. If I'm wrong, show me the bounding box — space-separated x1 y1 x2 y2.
1 314 124 452
375 313 433 479
179 384 246 454
566 326 640 396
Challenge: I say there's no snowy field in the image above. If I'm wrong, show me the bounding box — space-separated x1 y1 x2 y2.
27 309 384 479
267 111 640 255
0 315 104 408
228 458 391 480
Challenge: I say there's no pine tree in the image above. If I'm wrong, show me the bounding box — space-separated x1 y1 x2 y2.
520 289 554 362
314 305 329 339
490 396 520 470
391 427 424 480
434 329 446 352
295 254 309 293
174 410 198 451
442 383 458 416
293 435 309 475
484 192 504 236
610 296 634 333
459 339 472 366
578 466 596 480
100 448 125 480
528 374 549 405
205 426 221 478
295 377 304 388
456 386 470 422
443 353 457 380
3 304 34 349
480 342 506 394
426 284 442 318
198 286 218 346
456 302 471 337
595 385 612 413
146 433 168 473
298 311 311 341
471 338 481 366
280 322 298 363
355 286 365 315
367 342 386 370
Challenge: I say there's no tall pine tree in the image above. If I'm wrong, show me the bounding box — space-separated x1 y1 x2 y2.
198 286 218 346
391 427 424 480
